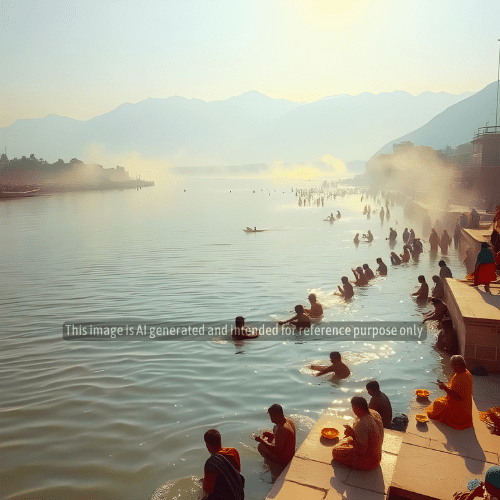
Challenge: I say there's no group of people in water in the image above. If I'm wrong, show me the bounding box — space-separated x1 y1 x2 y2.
199 196 500 499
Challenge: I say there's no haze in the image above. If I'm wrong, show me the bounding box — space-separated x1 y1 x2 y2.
1 0 500 129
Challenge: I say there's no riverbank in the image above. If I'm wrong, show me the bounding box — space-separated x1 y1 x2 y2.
266 375 500 500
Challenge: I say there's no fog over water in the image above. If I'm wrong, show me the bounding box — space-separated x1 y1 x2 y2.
0 178 465 500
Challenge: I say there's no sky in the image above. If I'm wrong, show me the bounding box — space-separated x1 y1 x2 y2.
1 0 500 129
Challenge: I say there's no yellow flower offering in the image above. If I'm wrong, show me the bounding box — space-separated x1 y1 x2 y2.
321 427 339 439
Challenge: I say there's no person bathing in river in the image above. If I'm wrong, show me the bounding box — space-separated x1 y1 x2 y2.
353 233 360 244
362 230 374 242
304 294 323 318
335 276 354 299
376 257 388 275
201 429 245 500
390 252 402 265
352 266 369 286
439 260 453 281
400 245 411 263
423 298 449 325
412 275 429 300
362 263 375 280
278 305 311 330
310 351 351 378
431 275 444 300
403 228 410 244
255 404 296 466
231 316 259 339
429 228 440 252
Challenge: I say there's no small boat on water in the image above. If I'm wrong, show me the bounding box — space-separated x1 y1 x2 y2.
243 228 266 233
0 188 41 199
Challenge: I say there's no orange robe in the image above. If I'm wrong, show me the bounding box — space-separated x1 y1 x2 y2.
332 409 384 470
426 370 473 430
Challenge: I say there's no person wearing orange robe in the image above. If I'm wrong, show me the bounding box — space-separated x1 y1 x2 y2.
332 396 384 470
426 355 473 430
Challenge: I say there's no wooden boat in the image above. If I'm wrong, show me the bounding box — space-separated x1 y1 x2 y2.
0 188 41 199
243 228 266 233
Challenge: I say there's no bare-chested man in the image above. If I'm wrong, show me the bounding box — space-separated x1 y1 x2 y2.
255 404 296 466
366 380 393 429
231 316 259 339
304 293 323 318
335 276 354 299
352 266 368 286
310 351 350 379
278 305 311 330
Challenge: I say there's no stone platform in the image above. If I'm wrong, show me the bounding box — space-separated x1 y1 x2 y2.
265 376 500 500
444 278 500 373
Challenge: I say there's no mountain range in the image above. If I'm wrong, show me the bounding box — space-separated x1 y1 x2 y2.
372 81 499 158
0 90 473 170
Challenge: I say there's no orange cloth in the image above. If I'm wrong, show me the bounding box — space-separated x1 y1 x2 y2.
426 370 473 430
203 447 241 494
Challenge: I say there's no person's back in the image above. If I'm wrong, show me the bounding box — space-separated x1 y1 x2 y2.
343 281 354 299
368 392 392 429
439 261 453 280
376 258 387 276
363 264 375 280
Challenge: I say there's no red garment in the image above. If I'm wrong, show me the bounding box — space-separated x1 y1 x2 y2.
474 263 497 285
203 448 241 494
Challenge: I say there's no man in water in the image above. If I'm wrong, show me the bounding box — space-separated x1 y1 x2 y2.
439 260 453 281
255 404 296 466
366 381 392 429
423 298 449 324
362 263 375 280
278 305 311 330
376 257 387 275
201 429 245 500
310 351 351 378
336 276 354 299
412 275 429 300
304 294 323 318
231 316 259 339
352 266 368 286
388 227 397 241
331 396 384 470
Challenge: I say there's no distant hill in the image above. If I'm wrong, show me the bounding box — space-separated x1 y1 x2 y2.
0 90 473 168
371 82 498 158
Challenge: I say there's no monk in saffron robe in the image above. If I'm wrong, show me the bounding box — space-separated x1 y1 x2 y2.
332 396 384 471
426 355 473 430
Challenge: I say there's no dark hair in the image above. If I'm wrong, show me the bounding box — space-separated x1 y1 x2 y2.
268 404 284 417
341 276 349 283
418 275 426 282
351 396 369 412
362 264 369 270
430 298 442 305
376 258 382 263
295 304 304 314
330 351 341 361
204 429 221 448
432 275 440 283
439 260 446 267
308 294 316 302
235 316 244 327
366 380 380 392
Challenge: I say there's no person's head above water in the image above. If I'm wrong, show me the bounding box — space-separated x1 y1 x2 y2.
418 275 426 283
330 351 342 362
376 257 384 264
204 429 222 453
294 304 304 314
235 316 245 327
432 275 441 284
439 260 446 267
356 266 363 273
308 294 317 303
362 264 370 270
341 276 349 284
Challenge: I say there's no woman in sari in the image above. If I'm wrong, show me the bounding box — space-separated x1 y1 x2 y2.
473 242 497 293
426 355 473 430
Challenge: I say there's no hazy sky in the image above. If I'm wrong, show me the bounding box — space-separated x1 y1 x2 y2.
1 0 500 128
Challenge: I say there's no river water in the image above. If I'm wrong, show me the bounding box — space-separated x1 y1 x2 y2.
0 177 465 500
